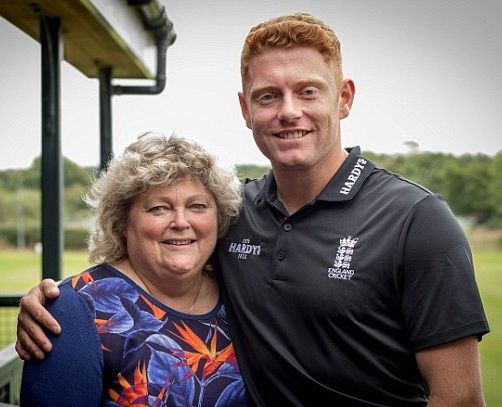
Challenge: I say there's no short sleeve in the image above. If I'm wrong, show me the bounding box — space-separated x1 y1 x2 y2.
20 283 104 406
399 195 490 351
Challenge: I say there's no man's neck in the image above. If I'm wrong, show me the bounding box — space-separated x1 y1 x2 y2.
273 149 349 215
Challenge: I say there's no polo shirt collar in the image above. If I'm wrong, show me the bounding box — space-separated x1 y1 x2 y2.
318 146 375 202
254 147 375 205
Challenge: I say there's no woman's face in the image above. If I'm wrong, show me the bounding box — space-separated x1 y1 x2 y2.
124 177 218 280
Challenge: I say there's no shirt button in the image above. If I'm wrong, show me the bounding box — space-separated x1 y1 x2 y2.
277 251 285 261
283 223 292 231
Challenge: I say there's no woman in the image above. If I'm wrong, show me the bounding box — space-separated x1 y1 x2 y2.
20 133 246 406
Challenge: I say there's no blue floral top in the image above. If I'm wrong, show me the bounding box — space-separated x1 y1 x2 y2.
21 264 248 407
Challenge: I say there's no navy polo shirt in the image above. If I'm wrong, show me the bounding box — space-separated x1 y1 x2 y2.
216 147 489 406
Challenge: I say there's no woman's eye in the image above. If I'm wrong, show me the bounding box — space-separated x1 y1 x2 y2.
189 203 208 211
148 206 168 214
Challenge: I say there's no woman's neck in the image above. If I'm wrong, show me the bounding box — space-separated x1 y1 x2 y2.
113 259 218 314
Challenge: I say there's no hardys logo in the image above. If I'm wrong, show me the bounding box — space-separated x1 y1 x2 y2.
327 236 358 280
340 157 367 195
228 238 262 260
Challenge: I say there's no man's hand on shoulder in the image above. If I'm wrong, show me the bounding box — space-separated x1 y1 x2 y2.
16 279 61 360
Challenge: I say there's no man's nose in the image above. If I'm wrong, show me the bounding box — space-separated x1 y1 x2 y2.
277 94 302 122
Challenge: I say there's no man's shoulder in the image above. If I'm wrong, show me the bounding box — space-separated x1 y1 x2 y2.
366 165 434 203
241 175 270 201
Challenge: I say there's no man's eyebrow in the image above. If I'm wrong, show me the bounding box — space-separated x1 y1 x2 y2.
250 79 327 96
296 78 327 89
249 86 277 100
248 77 329 100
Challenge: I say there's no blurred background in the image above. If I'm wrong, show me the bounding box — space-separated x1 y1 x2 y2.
0 1 500 405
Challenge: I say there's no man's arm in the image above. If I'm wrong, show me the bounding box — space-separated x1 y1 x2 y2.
16 279 61 360
416 336 485 407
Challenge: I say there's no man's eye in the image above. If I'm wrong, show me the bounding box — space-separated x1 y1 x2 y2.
302 88 318 98
258 93 275 104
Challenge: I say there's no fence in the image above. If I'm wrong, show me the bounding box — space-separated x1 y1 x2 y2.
0 344 21 406
0 296 21 406
0 296 20 349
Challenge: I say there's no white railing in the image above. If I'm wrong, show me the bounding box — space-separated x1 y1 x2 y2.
0 343 22 406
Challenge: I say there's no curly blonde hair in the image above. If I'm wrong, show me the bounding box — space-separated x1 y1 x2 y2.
85 133 241 265
241 13 343 90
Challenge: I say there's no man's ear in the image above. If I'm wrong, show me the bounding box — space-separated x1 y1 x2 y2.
238 92 252 129
339 79 355 119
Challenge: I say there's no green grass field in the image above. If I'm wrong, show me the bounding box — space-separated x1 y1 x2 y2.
474 251 502 406
0 249 500 404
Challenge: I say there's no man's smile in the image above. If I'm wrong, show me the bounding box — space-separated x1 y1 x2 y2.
274 130 310 139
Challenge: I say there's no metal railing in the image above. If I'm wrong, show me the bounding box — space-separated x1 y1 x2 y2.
0 296 22 406
0 344 21 406
0 296 20 349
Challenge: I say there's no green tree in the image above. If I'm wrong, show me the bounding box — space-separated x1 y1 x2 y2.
0 188 12 224
236 164 270 180
26 157 94 188
0 188 40 227
21 157 41 189
64 159 94 187
361 151 493 220
1 152 501 228
487 151 502 225
64 184 91 224
441 154 491 218
0 169 23 190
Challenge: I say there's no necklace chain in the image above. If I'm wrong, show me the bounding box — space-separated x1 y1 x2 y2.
127 261 205 314
186 274 205 314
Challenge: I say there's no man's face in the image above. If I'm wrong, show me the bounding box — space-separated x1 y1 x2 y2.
239 47 353 172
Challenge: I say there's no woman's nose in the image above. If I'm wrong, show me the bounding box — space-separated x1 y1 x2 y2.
169 207 190 229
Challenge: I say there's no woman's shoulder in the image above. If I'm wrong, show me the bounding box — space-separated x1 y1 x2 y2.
21 274 104 406
47 276 100 329
59 263 119 290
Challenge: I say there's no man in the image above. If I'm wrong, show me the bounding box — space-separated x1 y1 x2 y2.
16 13 489 406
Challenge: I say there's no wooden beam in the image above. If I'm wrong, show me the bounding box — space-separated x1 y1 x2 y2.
0 0 152 78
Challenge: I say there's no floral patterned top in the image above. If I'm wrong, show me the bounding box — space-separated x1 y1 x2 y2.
21 263 248 407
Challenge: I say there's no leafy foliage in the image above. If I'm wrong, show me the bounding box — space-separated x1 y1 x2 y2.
0 155 94 190
363 150 501 224
487 152 502 226
0 156 95 248
235 164 270 180
0 151 501 249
